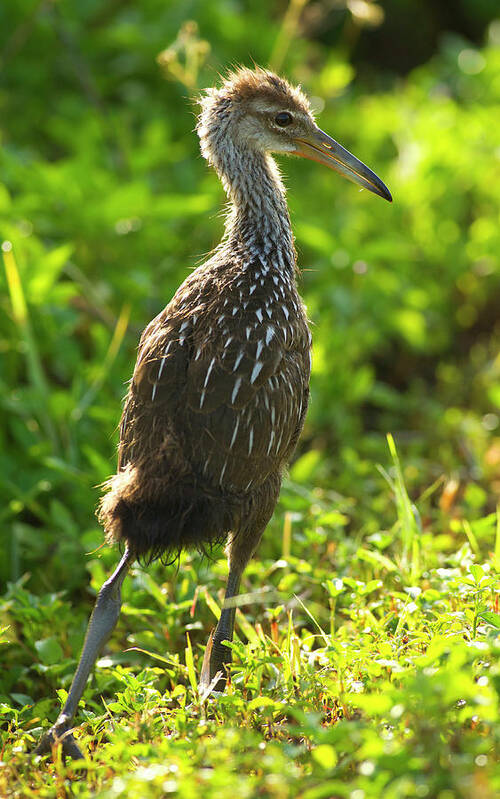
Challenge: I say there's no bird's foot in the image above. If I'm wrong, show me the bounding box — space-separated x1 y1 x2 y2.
34 716 85 761
199 630 230 695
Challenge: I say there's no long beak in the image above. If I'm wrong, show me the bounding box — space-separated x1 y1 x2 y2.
293 127 392 202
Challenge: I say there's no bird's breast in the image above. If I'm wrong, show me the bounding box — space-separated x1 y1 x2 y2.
121 261 312 494
180 269 311 491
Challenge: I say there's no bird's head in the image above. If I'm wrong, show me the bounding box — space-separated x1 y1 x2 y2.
197 67 391 202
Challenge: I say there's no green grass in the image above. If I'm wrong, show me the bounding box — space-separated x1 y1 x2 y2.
1 439 499 797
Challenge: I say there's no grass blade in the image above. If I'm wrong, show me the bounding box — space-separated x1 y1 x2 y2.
2 242 60 454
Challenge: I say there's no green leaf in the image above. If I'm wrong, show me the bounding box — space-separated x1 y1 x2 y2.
27 244 73 302
356 548 397 572
478 611 500 629
469 564 484 584
290 450 323 483
247 696 279 710
35 637 63 665
185 633 197 695
316 510 349 527
311 744 338 770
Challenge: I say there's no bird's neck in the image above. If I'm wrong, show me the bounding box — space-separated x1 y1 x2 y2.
217 149 296 274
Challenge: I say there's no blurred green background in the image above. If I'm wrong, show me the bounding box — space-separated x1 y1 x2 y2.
1 0 499 592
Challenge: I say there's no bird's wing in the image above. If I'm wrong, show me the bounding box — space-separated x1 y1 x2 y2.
118 271 310 491
117 307 192 471
185 300 310 491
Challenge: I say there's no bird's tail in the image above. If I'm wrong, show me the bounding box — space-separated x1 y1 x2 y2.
98 464 233 565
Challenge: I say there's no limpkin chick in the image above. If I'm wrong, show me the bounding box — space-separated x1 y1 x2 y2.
36 67 391 760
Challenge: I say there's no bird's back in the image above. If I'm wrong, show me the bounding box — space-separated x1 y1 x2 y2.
98 252 311 562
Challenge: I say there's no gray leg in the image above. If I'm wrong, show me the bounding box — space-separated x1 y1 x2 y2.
200 528 263 693
35 547 133 760
200 566 242 692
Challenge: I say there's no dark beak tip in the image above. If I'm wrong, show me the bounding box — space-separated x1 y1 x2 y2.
378 184 392 203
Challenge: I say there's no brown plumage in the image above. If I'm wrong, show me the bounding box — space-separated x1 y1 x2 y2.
98 69 312 565
35 67 391 760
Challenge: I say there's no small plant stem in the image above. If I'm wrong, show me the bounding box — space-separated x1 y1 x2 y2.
269 0 309 73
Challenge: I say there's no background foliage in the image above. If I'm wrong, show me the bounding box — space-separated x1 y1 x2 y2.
0 1 499 797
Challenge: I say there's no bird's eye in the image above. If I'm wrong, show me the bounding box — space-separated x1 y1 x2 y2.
274 111 293 127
